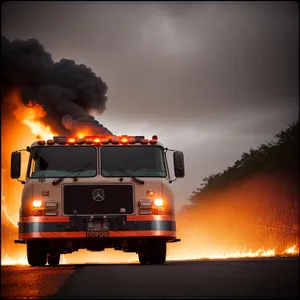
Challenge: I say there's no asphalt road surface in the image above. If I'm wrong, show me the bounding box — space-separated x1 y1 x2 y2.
1 257 299 299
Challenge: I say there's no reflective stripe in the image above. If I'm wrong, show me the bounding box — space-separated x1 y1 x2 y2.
127 215 175 221
20 216 70 223
19 220 176 233
19 230 176 239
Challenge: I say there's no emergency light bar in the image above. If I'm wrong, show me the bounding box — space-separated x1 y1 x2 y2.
39 135 158 146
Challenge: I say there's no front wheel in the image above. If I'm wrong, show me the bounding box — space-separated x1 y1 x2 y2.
138 240 167 265
48 253 60 266
138 253 149 265
27 240 47 267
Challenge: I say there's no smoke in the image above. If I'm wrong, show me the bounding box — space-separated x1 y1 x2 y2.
1 36 112 135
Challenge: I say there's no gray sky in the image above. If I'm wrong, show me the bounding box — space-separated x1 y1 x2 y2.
2 1 299 211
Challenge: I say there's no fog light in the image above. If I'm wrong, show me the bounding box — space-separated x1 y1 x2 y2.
33 200 42 208
153 207 164 215
154 198 163 207
32 209 42 216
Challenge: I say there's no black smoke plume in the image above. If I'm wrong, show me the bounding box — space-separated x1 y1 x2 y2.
1 36 113 135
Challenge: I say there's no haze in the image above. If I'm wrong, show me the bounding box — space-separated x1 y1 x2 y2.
1 1 299 210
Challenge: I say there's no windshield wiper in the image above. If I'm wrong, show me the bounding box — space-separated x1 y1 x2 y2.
72 169 87 182
115 166 144 185
52 169 88 185
52 160 94 185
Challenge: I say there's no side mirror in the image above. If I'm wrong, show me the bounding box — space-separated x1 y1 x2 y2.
173 151 185 178
11 151 21 179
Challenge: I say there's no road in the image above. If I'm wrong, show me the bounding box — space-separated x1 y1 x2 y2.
1 257 299 299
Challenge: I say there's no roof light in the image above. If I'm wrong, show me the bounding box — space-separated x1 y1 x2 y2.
106 135 114 141
38 140 46 145
93 137 101 144
112 138 119 144
135 136 145 143
67 137 76 144
47 139 55 145
128 137 136 144
140 139 148 144
53 136 66 144
102 138 109 144
76 138 84 144
84 137 93 144
120 137 128 144
152 135 158 140
149 140 157 145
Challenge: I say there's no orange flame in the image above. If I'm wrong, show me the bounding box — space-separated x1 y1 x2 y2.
11 89 58 140
283 245 298 255
1 245 298 266
1 89 58 263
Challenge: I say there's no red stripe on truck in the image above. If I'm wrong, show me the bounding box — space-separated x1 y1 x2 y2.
19 215 175 223
19 230 176 239
126 215 175 221
20 216 70 223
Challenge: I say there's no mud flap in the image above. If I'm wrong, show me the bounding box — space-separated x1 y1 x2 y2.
14 240 26 244
167 238 181 243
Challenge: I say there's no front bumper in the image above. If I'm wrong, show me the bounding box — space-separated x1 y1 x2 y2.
17 215 177 240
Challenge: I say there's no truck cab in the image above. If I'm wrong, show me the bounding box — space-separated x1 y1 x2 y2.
11 135 185 266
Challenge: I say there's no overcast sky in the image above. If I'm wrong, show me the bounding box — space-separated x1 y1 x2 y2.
2 1 299 210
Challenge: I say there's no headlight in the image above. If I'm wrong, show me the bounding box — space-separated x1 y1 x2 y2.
32 200 42 208
154 198 163 207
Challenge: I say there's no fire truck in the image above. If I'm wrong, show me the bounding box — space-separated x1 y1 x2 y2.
11 135 185 266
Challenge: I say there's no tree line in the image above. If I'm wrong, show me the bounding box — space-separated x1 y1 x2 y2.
173 121 299 253
187 121 299 205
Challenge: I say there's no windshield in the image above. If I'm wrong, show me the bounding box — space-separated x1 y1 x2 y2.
29 146 97 178
101 146 167 177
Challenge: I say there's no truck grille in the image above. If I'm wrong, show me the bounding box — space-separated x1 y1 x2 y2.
63 184 134 215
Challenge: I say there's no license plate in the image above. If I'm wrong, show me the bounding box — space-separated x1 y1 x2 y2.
86 231 109 238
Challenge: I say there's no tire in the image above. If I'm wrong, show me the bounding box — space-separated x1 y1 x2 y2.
138 253 149 265
48 254 60 266
27 240 47 267
147 241 166 265
138 240 167 265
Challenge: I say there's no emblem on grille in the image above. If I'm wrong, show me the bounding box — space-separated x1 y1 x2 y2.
92 189 105 201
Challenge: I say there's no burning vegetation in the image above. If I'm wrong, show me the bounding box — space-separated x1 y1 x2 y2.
168 122 299 259
1 36 299 264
